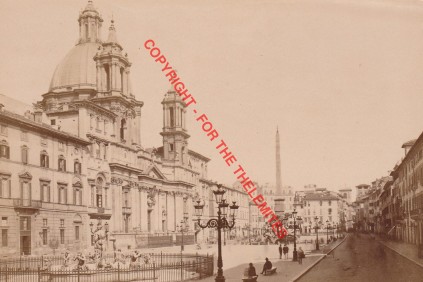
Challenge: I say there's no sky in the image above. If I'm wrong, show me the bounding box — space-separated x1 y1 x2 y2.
1 0 423 194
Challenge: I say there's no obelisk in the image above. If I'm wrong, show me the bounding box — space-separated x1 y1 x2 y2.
276 127 282 195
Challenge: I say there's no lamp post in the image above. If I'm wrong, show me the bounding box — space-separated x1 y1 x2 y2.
282 215 289 246
176 212 189 252
326 220 331 244
314 216 320 250
194 184 239 282
292 209 299 261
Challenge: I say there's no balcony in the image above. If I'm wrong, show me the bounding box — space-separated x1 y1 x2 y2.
13 199 41 211
122 206 132 214
88 206 112 220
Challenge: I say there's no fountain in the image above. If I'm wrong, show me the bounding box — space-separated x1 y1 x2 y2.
43 219 156 281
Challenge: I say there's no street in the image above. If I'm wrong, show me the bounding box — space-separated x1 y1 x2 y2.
298 234 423 282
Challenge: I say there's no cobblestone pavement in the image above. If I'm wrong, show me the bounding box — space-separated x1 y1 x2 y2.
297 233 423 282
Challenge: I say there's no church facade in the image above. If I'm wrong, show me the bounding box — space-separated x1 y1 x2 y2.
0 1 248 256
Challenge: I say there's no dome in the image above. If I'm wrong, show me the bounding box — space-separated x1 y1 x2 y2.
49 42 100 92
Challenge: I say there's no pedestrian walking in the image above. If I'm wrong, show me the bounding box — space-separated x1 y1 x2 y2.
298 247 304 265
283 244 289 259
279 244 283 259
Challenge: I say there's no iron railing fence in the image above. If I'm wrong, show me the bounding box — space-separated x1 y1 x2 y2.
0 253 214 282
0 252 211 271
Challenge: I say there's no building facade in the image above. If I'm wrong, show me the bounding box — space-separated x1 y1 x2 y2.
0 1 245 256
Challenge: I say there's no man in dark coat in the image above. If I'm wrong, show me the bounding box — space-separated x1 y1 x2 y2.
283 244 289 259
260 257 272 274
279 244 283 259
248 263 257 277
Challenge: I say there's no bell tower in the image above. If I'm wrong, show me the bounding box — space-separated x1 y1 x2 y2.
94 20 133 97
161 88 190 164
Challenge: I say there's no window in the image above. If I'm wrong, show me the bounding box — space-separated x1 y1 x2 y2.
75 226 80 240
20 217 30 231
169 107 175 127
51 119 56 126
120 119 126 140
0 140 10 159
20 180 31 204
21 145 28 164
40 151 49 168
40 182 50 202
73 186 82 205
42 229 47 245
0 175 11 198
169 143 174 152
58 155 66 172
0 125 7 136
96 178 103 208
328 201 331 206
58 185 67 204
60 229 65 244
328 208 332 215
58 141 64 151
105 64 111 91
43 219 47 227
1 217 7 226
2 229 7 247
74 160 81 174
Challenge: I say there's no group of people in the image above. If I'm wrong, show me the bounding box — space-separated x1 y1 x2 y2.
244 244 307 279
278 244 290 259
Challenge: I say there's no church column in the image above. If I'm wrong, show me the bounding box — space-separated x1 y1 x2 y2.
135 108 141 146
128 116 133 144
122 69 128 95
141 188 148 232
183 109 186 129
137 187 142 229
114 63 119 91
117 66 122 92
96 62 101 92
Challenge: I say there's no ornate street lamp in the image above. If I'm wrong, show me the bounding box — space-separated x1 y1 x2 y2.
314 216 320 251
194 184 239 282
326 220 331 244
177 213 188 252
282 215 289 246
292 209 301 261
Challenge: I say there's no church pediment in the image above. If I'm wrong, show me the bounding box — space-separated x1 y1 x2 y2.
144 164 166 180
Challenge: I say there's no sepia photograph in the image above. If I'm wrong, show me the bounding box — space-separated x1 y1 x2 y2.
1 0 423 281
